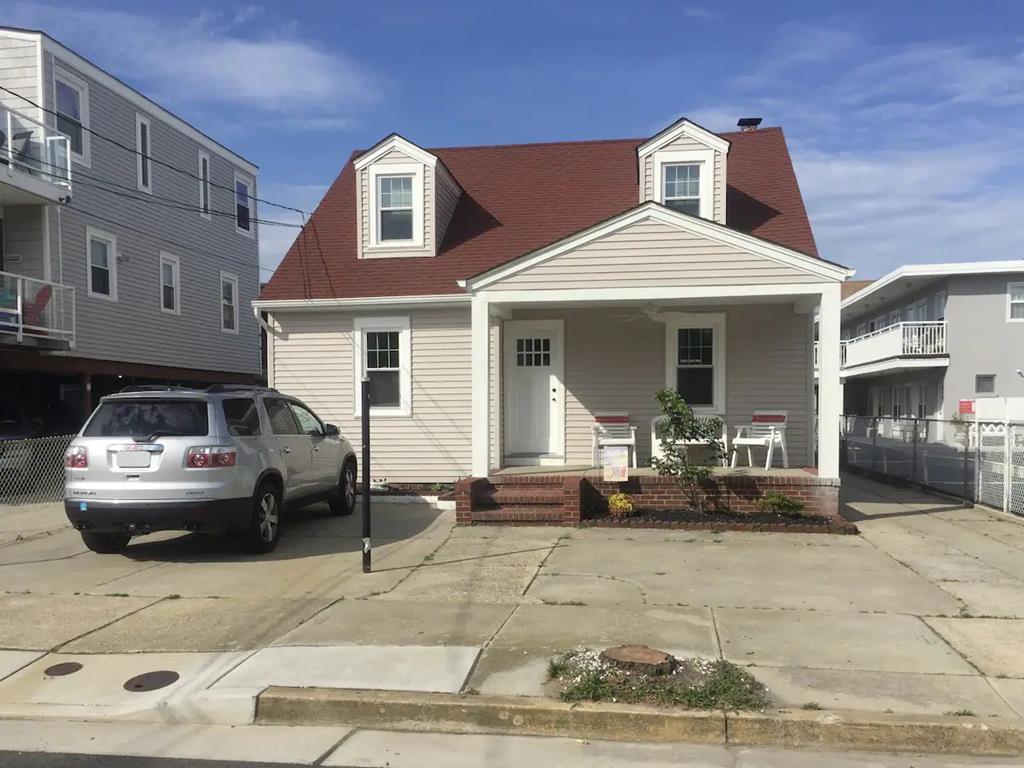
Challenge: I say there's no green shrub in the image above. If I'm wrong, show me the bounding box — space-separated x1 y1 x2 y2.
755 491 805 517
650 389 725 513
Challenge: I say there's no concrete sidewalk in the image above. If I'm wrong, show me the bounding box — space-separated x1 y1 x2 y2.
0 475 1022 733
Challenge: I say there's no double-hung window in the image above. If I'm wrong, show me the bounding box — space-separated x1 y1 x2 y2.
159 252 180 314
86 227 116 300
662 164 701 216
54 70 89 164
198 151 211 219
354 317 411 415
1008 282 1024 322
665 313 726 413
234 173 254 235
136 114 152 192
377 175 413 241
220 272 238 333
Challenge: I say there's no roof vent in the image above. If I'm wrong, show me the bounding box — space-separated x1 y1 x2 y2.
737 117 763 132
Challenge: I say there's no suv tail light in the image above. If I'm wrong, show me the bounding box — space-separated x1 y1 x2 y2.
186 446 237 468
64 446 88 469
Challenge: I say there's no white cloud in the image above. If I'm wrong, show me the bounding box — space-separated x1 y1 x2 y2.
9 3 377 129
682 8 713 20
689 24 1024 276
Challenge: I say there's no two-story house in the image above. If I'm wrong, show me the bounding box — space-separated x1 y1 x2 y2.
0 26 261 431
257 118 853 519
836 261 1024 430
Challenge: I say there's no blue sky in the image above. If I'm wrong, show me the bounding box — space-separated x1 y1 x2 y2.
7 0 1024 280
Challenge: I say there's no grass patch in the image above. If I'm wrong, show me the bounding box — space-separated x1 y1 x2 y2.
946 709 977 717
801 702 823 710
548 649 770 711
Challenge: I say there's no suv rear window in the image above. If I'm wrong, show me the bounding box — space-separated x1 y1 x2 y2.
83 399 209 439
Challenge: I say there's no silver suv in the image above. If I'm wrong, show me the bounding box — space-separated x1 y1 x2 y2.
64 385 357 555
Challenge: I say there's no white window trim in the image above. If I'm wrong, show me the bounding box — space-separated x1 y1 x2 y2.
367 163 424 250
234 171 255 238
1007 281 1024 323
934 290 947 321
159 251 180 315
135 113 152 193
353 316 412 417
663 312 727 415
220 271 239 334
53 67 90 167
652 148 715 219
85 226 117 301
198 151 211 220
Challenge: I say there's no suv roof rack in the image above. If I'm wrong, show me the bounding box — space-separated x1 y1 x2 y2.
118 385 197 393
204 384 279 393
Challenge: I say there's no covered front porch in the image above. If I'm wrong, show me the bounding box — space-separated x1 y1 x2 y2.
464 205 846 488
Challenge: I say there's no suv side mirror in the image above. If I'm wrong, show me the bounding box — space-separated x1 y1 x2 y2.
324 423 340 436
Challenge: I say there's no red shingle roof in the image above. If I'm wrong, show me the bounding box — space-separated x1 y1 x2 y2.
262 127 819 300
841 280 874 300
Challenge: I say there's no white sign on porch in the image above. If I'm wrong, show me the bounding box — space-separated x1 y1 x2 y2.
602 446 629 482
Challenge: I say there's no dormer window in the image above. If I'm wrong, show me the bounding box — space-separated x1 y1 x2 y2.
663 164 700 216
378 175 414 241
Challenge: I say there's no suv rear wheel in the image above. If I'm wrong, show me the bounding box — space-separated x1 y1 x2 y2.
329 459 357 517
81 531 131 554
243 480 282 554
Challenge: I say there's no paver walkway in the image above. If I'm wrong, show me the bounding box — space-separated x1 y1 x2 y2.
0 475 1022 724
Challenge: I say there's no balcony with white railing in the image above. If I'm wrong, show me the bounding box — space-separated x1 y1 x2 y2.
0 270 75 350
0 105 72 205
815 321 948 377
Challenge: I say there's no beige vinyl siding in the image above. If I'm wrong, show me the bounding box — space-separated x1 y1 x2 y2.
270 307 473 483
490 219 819 291
0 34 41 120
509 305 812 467
435 165 461 249
641 134 726 224
357 147 436 259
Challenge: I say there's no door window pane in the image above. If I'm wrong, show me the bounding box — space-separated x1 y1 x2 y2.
289 403 324 435
223 398 261 436
265 398 300 435
515 337 551 367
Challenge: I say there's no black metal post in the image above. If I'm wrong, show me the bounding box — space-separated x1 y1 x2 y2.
361 377 371 573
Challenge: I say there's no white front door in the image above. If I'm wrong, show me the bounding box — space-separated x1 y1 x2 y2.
503 319 564 462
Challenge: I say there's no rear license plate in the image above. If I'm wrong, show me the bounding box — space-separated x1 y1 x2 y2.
117 451 152 469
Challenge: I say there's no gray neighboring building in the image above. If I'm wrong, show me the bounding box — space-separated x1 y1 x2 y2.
834 261 1024 426
0 26 260 430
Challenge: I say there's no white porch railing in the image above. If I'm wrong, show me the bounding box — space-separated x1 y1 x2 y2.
839 321 946 369
1 104 72 191
0 270 75 347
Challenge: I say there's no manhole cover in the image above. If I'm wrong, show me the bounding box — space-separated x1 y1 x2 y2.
123 670 180 692
44 662 83 677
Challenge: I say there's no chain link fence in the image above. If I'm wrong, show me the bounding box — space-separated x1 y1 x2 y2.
841 416 1024 517
0 434 74 543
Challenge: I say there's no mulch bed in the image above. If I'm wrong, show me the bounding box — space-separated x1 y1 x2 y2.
582 509 857 534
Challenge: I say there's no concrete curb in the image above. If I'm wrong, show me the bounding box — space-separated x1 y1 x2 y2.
256 687 1024 757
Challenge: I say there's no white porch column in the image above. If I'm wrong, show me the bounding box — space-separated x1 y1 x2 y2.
817 283 842 478
471 294 491 477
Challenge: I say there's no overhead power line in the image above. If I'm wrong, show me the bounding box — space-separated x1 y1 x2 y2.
0 84 312 216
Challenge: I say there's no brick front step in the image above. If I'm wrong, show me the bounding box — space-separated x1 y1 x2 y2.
469 506 566 523
486 489 565 506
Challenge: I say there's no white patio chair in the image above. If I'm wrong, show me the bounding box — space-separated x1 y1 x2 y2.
650 414 729 468
730 410 789 469
592 411 638 468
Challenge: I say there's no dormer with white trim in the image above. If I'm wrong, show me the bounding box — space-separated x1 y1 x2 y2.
637 118 730 225
354 134 462 259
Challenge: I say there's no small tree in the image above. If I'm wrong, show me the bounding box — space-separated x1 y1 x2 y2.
650 388 726 513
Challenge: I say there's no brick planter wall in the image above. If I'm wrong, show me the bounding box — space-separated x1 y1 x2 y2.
583 473 840 520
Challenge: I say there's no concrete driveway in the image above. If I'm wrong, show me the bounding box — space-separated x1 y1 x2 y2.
0 476 1023 724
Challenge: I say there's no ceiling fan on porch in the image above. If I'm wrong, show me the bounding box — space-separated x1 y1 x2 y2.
612 304 669 323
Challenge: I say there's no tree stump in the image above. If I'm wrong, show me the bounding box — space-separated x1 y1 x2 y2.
600 644 675 675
